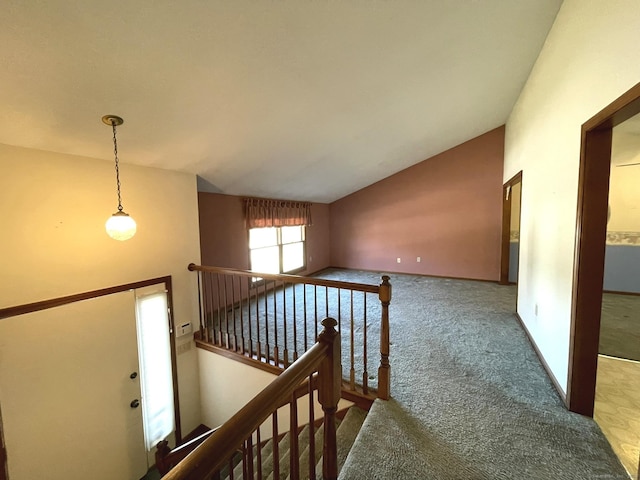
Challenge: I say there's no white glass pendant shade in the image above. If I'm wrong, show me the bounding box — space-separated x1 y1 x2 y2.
106 211 137 241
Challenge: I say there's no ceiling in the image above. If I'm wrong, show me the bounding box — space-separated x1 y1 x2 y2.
1 1 562 203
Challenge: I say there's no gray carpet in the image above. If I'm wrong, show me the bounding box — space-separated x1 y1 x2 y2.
301 270 631 480
600 293 640 361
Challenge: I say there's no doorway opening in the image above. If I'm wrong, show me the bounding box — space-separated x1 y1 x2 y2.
591 111 640 479
567 82 640 419
500 171 523 291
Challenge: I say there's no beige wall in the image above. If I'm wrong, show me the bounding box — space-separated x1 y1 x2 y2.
504 0 640 392
198 349 352 439
0 143 203 436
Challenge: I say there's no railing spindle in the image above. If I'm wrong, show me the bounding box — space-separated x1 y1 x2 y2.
293 285 298 361
239 277 246 355
264 280 270 364
272 411 280 480
283 282 289 367
273 281 279 366
247 278 252 357
308 374 316 480
303 284 308 351
289 394 300 480
256 426 262 480
232 276 238 351
362 292 369 395
314 285 318 339
350 290 355 390
223 275 230 349
216 274 223 346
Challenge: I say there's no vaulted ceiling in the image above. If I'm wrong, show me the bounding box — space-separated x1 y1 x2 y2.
1 1 562 202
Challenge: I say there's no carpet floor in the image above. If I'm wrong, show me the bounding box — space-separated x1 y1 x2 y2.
600 293 640 362
305 269 631 480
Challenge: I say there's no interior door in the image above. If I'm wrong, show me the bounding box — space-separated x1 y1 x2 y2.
0 291 147 480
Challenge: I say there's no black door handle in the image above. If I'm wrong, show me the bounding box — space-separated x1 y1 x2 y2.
130 372 138 379
130 399 140 409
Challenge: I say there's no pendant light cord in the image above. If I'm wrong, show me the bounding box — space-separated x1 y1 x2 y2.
111 122 124 212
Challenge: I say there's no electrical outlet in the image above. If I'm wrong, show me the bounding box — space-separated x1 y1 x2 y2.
396 257 401 263
417 256 421 263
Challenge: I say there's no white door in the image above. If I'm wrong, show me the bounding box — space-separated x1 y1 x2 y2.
0 291 148 480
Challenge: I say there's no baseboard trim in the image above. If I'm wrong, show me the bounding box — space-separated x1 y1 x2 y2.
603 289 640 297
513 313 568 406
323 266 499 284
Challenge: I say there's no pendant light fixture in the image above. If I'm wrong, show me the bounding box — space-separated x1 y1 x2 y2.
103 114 137 241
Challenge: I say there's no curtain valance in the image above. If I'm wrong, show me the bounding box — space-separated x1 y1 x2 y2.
244 197 312 229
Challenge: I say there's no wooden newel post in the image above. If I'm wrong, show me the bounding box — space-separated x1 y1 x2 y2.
318 317 341 480
378 275 392 400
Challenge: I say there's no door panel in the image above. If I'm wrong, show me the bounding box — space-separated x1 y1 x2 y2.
0 292 147 480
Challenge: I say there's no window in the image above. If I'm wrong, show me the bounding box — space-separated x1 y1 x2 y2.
249 225 305 275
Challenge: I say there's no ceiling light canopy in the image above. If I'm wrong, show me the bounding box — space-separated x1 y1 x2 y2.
103 115 137 241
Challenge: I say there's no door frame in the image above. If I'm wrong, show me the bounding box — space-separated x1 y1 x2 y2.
500 171 523 286
0 275 182 442
567 82 640 416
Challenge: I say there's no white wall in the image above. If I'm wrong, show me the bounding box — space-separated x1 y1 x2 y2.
0 143 203 436
504 0 640 393
198 349 352 439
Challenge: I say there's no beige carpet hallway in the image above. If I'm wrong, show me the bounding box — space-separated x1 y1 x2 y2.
595 355 640 479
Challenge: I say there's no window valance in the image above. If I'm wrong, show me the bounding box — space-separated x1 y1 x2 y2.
244 197 312 229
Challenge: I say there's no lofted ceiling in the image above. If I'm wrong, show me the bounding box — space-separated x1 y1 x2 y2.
1 1 562 203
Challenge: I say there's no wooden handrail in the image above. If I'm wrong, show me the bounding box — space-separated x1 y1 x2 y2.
164 318 341 480
188 263 380 294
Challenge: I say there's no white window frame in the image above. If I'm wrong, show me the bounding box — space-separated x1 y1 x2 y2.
249 225 306 276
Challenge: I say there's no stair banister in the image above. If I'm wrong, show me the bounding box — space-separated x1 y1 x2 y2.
164 318 341 480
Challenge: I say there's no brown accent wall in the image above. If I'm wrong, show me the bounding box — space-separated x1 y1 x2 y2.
198 192 331 274
329 126 505 281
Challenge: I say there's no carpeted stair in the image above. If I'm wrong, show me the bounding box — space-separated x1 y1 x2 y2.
221 406 367 480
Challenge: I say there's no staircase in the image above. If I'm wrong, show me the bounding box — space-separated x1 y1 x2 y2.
219 406 367 480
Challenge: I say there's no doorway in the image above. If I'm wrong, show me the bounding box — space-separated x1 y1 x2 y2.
500 171 523 289
567 82 640 418
0 276 180 480
592 111 640 479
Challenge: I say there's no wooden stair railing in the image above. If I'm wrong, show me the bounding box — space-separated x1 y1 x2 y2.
188 263 392 400
163 318 342 480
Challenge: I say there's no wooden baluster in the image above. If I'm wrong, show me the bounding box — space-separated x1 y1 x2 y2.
283 282 289 367
314 285 319 339
216 274 223 346
247 278 252 357
246 434 254 480
208 273 215 343
337 288 341 335
256 427 262 480
303 284 308 351
318 318 341 480
308 374 316 480
273 281 279 366
232 276 238 351
325 286 329 320
289 393 300 480
264 281 270 365
195 271 203 338
228 456 234 480
223 275 230 349
293 285 299 361
378 275 392 400
349 290 355 391
239 277 246 355
254 286 262 360
272 411 280 480
362 293 369 395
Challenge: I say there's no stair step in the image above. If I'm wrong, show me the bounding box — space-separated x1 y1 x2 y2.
223 406 367 480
